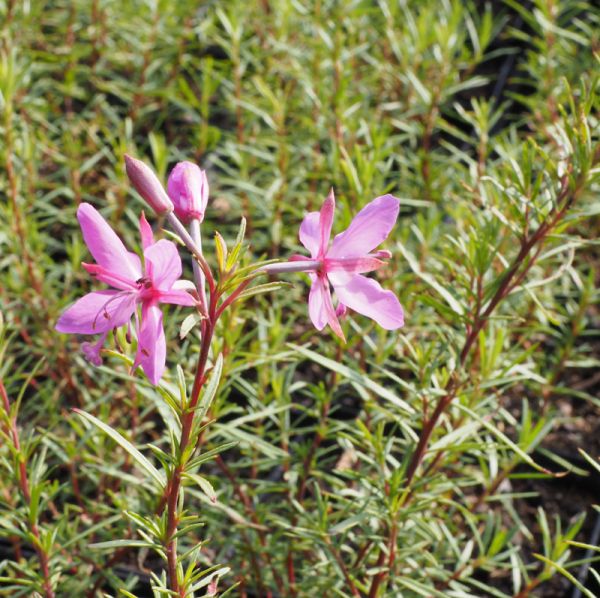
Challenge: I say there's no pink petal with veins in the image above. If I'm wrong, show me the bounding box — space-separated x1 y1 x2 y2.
308 277 329 330
299 190 335 259
56 290 136 335
82 263 138 290
77 203 141 282
308 277 344 340
299 212 322 258
128 252 142 273
328 194 399 259
325 256 384 274
139 211 154 250
134 303 166 385
159 289 197 306
144 240 183 290
318 189 335 255
331 275 404 330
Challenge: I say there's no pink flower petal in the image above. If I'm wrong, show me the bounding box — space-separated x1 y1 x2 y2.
325 256 384 275
55 290 136 334
298 190 335 259
128 252 142 274
308 277 328 330
331 274 404 330
81 331 109 366
171 279 197 292
134 303 166 385
139 211 154 250
82 263 138 290
308 276 344 340
159 289 197 306
328 194 400 259
299 212 321 258
144 240 183 290
318 189 335 255
77 203 141 282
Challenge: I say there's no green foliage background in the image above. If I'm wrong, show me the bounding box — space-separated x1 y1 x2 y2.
1 0 599 596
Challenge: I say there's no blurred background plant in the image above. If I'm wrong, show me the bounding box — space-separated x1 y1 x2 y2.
0 0 599 596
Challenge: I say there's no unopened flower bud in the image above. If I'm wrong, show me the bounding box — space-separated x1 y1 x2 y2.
124 154 174 215
167 161 209 223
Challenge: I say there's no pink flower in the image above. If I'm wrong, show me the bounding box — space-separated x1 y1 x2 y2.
56 203 196 384
293 190 404 340
167 161 209 223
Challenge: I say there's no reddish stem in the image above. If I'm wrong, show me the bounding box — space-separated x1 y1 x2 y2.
365 174 587 596
164 313 215 594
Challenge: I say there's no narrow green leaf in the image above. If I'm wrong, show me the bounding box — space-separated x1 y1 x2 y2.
236 281 291 301
90 539 157 550
183 472 217 503
291 344 414 414
180 312 203 340
533 554 596 598
455 404 566 476
193 354 223 423
215 232 228 272
397 244 464 315
74 409 165 489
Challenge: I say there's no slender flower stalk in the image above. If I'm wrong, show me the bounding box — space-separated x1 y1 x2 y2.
166 211 215 296
190 219 208 314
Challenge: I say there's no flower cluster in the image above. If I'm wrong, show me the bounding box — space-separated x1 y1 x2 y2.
56 157 405 383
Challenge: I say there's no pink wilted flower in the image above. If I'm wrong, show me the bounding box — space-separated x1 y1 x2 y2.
56 203 196 384
292 190 404 340
167 161 209 223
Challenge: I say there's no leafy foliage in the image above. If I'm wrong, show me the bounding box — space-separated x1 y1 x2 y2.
1 1 599 596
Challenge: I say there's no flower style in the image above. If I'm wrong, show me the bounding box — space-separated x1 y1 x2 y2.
56 203 196 384
292 190 404 340
167 161 209 223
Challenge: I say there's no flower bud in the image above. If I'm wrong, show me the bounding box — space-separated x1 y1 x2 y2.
167 161 209 223
124 154 174 215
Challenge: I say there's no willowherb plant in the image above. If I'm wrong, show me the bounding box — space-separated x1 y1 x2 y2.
51 155 405 596
1 3 599 598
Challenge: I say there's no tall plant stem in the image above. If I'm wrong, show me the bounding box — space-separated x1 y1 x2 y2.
164 313 215 595
366 173 589 597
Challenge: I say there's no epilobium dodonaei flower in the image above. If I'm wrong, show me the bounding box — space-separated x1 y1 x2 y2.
55 203 196 384
167 161 209 223
291 190 404 340
125 154 174 215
